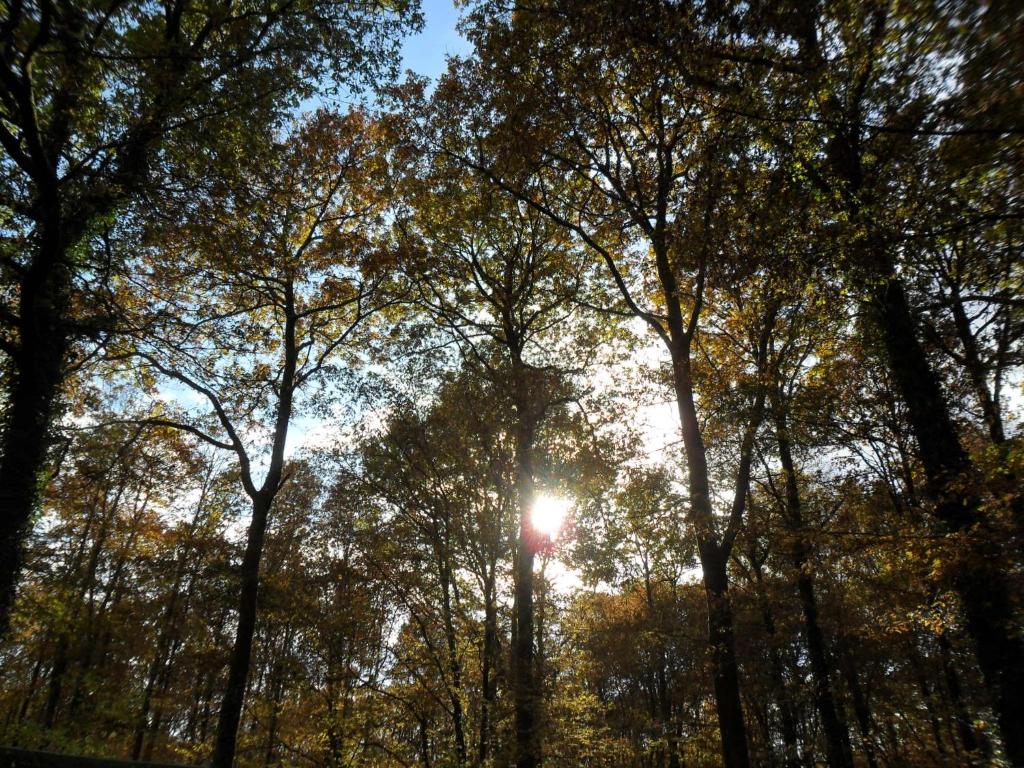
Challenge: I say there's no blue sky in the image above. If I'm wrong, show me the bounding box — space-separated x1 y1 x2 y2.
400 0 473 81
299 1 470 114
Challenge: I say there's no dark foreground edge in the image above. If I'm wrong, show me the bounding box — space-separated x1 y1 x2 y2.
0 746 194 768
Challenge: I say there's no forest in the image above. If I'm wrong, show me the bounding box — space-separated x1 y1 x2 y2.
0 1 1021 767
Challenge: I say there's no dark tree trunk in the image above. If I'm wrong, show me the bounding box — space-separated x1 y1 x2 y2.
701 549 750 768
142 633 183 762
643 566 680 768
68 493 145 723
535 560 549 731
508 353 545 768
513 507 538 768
41 635 69 730
746 555 800 768
792 10 1024 753
133 485 206 760
938 633 987 763
773 407 854 768
479 573 498 764
438 554 467 765
793 565 853 768
262 631 289 768
657 665 681 768
198 667 217 744
773 671 799 768
838 643 878 768
672 349 751 768
0 0 206 643
912 660 948 760
656 220 761 767
0 221 70 638
419 716 433 768
210 284 297 768
870 277 1024 765
184 667 204 743
746 691 774 768
947 286 1005 445
211 491 273 768
16 648 45 724
40 482 120 731
132 567 186 760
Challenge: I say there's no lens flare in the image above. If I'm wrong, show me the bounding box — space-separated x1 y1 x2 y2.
530 494 571 539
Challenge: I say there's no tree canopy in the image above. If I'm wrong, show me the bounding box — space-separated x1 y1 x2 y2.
1 2 1022 767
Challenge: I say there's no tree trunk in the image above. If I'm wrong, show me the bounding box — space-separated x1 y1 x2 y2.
513 524 538 768
657 663 681 768
773 407 854 768
938 632 987 763
797 12 1024 751
671 346 750 768
438 552 467 765
870 277 1024 765
211 282 296 768
746 555 800 768
263 636 288 768
134 483 206 759
513 414 540 768
198 668 217 744
68 488 147 722
142 633 183 762
0 220 71 638
642 565 680 768
479 573 498 764
41 635 70 730
701 548 750 768
41 477 122 731
912 658 948 761
16 648 45 724
655 210 755 767
947 286 1005 445
793 565 853 768
211 491 273 768
132 564 186 760
838 643 878 768
419 716 433 768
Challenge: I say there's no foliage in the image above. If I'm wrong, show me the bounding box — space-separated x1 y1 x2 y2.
1 2 1022 767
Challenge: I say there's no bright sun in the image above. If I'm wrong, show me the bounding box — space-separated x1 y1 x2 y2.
530 494 571 539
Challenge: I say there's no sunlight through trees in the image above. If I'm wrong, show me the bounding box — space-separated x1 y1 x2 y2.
0 2 1022 767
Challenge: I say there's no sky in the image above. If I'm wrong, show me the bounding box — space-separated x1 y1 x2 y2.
399 0 473 82
299 1 470 114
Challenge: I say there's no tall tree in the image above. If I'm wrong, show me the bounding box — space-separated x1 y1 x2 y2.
125 110 397 767
398 152 603 767
428 5 784 762
574 464 692 768
357 371 519 767
736 5 1024 758
0 0 420 637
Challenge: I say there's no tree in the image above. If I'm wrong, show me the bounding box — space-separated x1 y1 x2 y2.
731 4 1024 758
573 464 692 768
428 5 786 762
0 0 420 638
357 371 518 767
397 148 603 767
123 110 397 767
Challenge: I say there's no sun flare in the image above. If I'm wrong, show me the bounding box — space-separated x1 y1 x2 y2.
530 494 571 539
